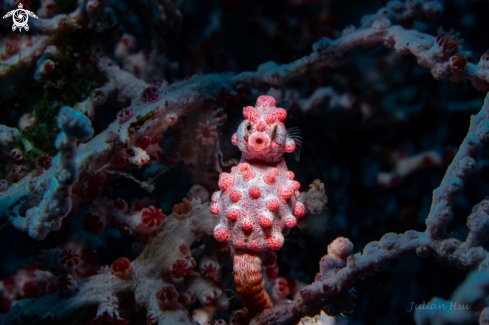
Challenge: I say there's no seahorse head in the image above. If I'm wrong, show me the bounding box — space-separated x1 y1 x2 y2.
232 95 295 163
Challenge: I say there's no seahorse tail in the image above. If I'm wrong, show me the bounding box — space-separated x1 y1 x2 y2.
233 251 272 315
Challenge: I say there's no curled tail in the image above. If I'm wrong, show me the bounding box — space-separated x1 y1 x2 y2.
233 251 272 315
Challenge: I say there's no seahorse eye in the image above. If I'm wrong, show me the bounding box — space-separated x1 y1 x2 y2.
271 125 277 138
246 123 252 132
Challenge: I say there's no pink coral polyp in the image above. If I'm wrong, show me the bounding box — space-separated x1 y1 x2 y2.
141 86 159 103
141 206 165 229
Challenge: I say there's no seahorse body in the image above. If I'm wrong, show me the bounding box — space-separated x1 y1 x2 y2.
210 95 305 314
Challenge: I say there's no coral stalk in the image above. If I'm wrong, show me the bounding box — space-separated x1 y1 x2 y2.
9 107 94 240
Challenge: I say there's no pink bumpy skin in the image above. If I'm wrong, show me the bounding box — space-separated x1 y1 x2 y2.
211 95 303 252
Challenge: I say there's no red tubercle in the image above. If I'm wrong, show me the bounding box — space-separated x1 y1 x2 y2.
235 240 245 248
238 163 255 182
284 216 297 228
210 204 220 215
264 168 278 185
293 202 305 218
256 95 276 108
278 183 293 200
285 141 296 153
264 111 276 124
265 234 283 250
226 209 240 221
243 106 260 121
266 199 280 211
229 189 242 202
214 227 231 242
258 215 273 228
248 186 261 199
241 218 254 230
275 107 287 122
290 180 300 191
248 241 260 249
218 173 234 192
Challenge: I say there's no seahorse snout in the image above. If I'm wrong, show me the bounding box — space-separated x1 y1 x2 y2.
248 133 270 152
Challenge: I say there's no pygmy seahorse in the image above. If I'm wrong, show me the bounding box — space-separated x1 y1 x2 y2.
210 95 304 315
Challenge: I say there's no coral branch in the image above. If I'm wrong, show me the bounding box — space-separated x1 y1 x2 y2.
9 107 94 240
426 95 489 240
